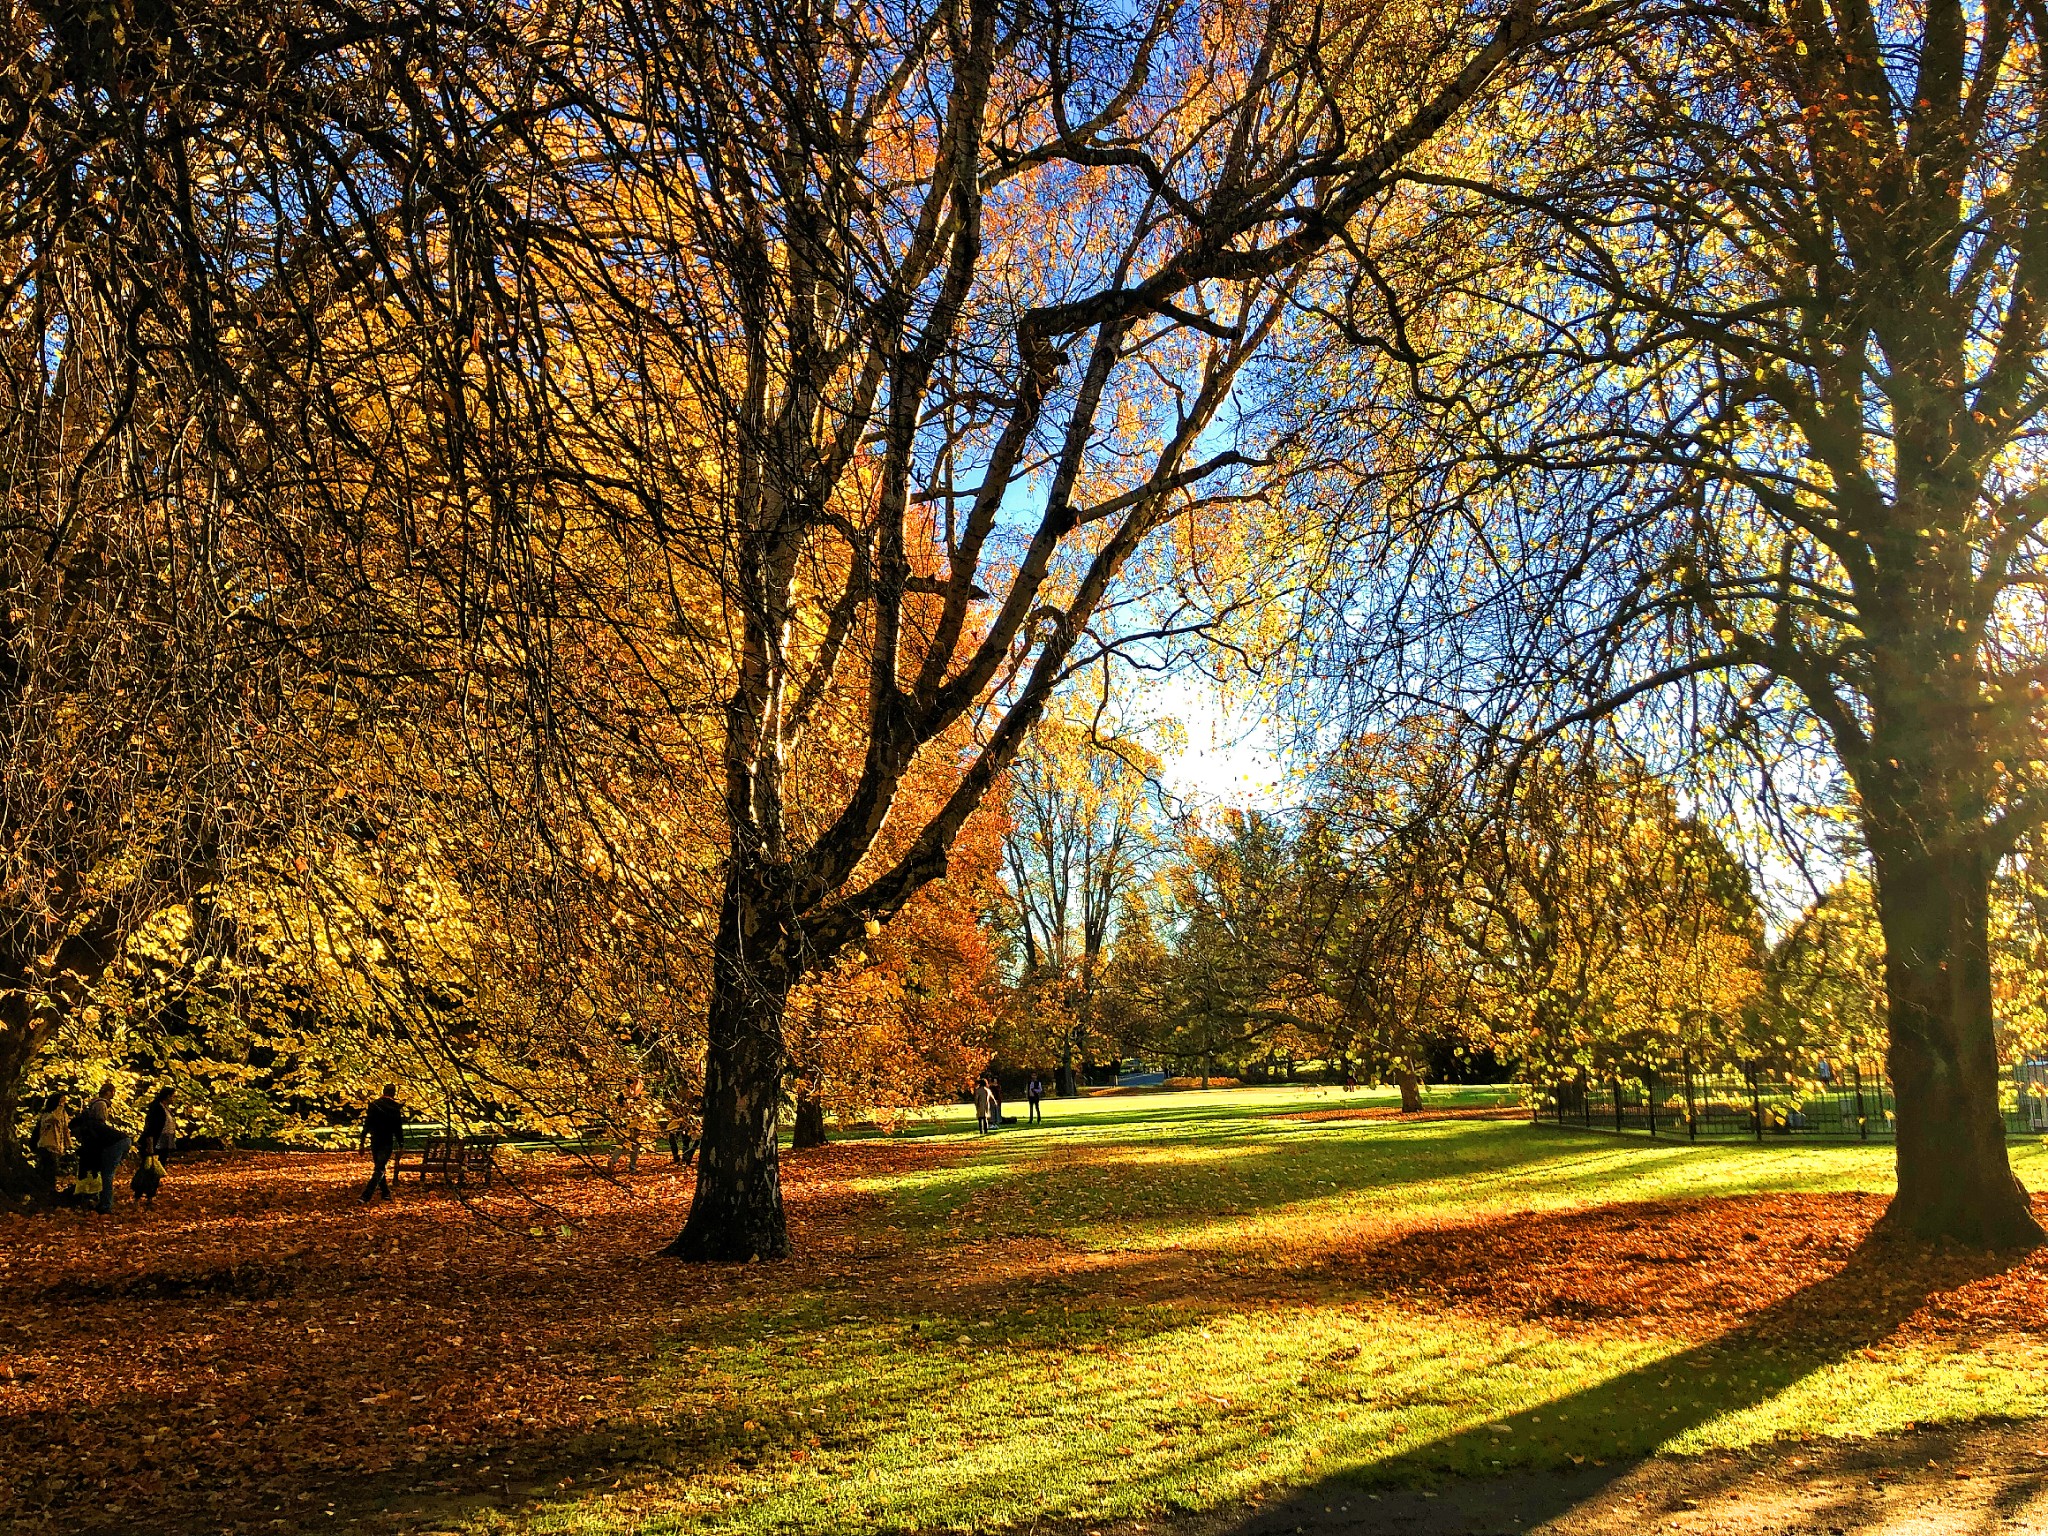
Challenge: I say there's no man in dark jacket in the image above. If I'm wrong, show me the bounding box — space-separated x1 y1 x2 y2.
71 1083 130 1216
358 1085 405 1203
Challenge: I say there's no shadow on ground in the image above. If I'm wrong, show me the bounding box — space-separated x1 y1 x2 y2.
1192 1231 2038 1535
10 1139 2041 1536
1197 1418 2048 1536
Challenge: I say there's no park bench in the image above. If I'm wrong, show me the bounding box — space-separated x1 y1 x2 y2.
415 1135 498 1187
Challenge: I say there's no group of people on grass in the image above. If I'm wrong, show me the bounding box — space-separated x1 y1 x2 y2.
973 1072 1045 1133
30 1071 1033 1209
31 1083 179 1214
27 1080 405 1212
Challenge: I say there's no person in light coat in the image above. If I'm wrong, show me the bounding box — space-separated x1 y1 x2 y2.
33 1091 73 1205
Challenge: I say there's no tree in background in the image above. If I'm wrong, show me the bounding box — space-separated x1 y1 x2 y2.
1304 721 1768 1101
1768 879 1890 1080
1146 811 1316 1084
1993 837 2048 1071
1302 727 1485 1105
786 784 1006 1148
1458 758 1765 1091
1096 796 1476 1101
1275 0 2048 1241
999 716 1167 1093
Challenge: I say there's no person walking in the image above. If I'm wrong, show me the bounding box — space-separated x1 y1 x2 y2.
71 1083 130 1216
358 1084 406 1203
32 1091 72 1205
132 1086 177 1207
973 1077 993 1135
666 1104 702 1167
607 1077 648 1176
1027 1075 1043 1125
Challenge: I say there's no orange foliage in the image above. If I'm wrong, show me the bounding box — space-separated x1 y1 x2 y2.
789 791 1006 1125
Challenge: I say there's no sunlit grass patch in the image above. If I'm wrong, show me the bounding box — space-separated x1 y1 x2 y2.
887 1115 1912 1256
533 1301 2048 1536
523 1303 1665 1536
1663 1333 2048 1452
463 1092 2048 1536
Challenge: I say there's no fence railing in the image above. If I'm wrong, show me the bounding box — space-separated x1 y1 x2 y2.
1531 1059 2048 1141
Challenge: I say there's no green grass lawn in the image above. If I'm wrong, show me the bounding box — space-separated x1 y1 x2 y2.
474 1089 2048 1536
864 1078 1526 1139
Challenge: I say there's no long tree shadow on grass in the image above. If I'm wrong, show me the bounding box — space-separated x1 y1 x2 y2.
900 1122 1889 1241
423 1194 2039 1536
22 1152 2027 1536
1212 1220 2033 1536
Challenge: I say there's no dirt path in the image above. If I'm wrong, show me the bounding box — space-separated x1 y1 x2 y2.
1135 1420 2048 1536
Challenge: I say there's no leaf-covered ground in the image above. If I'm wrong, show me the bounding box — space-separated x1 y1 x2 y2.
2 1141 957 1533
5 1086 2046 1536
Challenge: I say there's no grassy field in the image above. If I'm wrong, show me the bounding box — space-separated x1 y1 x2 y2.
8 1083 2045 1536
511 1088 2048 1536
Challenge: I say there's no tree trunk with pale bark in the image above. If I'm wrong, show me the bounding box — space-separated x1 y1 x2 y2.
1396 1068 1423 1114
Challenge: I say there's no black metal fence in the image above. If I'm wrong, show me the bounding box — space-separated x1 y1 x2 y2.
1532 1058 2048 1141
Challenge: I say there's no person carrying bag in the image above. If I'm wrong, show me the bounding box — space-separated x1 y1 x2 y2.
71 1084 131 1216
133 1086 177 1208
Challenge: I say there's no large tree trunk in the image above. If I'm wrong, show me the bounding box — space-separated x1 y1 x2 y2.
0 1004 46 1199
0 918 123 1200
1870 831 2041 1247
790 1088 828 1150
666 870 795 1261
1396 1068 1423 1114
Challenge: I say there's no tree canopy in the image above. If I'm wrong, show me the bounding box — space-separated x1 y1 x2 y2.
8 0 2048 1253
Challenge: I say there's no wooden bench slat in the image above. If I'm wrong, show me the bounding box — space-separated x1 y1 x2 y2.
415 1135 497 1187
